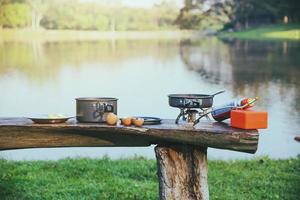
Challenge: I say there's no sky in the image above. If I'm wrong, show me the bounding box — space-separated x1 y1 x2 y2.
81 0 184 8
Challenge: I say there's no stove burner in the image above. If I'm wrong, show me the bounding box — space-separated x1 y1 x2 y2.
168 91 225 126
175 107 212 125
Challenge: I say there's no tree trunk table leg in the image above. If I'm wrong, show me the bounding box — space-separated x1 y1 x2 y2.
155 145 209 200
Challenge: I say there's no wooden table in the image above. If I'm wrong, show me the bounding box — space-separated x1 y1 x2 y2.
0 118 259 200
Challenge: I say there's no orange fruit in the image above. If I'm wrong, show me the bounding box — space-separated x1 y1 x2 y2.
121 117 132 126
106 113 118 125
132 118 144 127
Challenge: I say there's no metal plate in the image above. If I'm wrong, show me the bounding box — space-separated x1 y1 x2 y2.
27 115 73 124
135 117 162 125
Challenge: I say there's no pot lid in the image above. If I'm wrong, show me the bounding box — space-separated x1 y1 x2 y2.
168 94 212 99
75 97 118 101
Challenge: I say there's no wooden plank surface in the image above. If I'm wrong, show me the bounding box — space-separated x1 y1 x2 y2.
0 118 259 153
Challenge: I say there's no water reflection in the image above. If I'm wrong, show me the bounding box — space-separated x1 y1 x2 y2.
0 40 178 82
180 38 233 84
180 38 300 117
0 37 299 160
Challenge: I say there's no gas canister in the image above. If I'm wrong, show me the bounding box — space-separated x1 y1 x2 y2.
211 97 257 122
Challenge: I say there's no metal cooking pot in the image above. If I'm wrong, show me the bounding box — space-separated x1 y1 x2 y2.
76 97 118 123
168 91 224 109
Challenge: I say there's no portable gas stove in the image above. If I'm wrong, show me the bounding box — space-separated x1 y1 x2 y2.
175 107 212 125
168 91 224 126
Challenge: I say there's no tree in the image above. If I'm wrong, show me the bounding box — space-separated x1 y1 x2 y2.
176 0 300 30
26 0 47 29
0 3 31 28
175 0 233 30
153 0 179 29
0 0 179 31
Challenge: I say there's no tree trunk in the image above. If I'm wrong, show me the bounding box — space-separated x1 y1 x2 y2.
111 17 115 32
31 10 41 29
155 145 209 200
31 10 35 29
245 18 249 29
35 13 42 29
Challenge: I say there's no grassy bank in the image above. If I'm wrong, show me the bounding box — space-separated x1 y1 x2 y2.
219 24 300 40
0 157 299 200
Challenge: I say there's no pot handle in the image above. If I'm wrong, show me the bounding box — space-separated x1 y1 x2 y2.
95 103 114 113
211 90 225 97
94 103 104 120
105 104 114 112
93 103 114 121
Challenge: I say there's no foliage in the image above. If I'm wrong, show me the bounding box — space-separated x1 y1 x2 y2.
41 2 179 31
0 3 30 28
176 0 232 30
1 0 300 31
176 0 300 31
25 0 48 29
0 0 179 31
0 157 299 199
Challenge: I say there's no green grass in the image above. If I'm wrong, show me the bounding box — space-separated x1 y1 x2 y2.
219 24 300 40
0 157 299 200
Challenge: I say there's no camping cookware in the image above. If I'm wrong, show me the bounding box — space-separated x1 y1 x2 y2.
168 90 225 109
168 91 225 125
76 97 118 123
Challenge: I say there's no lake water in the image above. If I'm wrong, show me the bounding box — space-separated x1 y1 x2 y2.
0 37 299 160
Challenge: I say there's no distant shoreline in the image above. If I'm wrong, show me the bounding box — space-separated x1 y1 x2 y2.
0 29 202 41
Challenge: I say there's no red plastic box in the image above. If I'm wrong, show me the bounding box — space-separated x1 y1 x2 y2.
230 110 268 129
